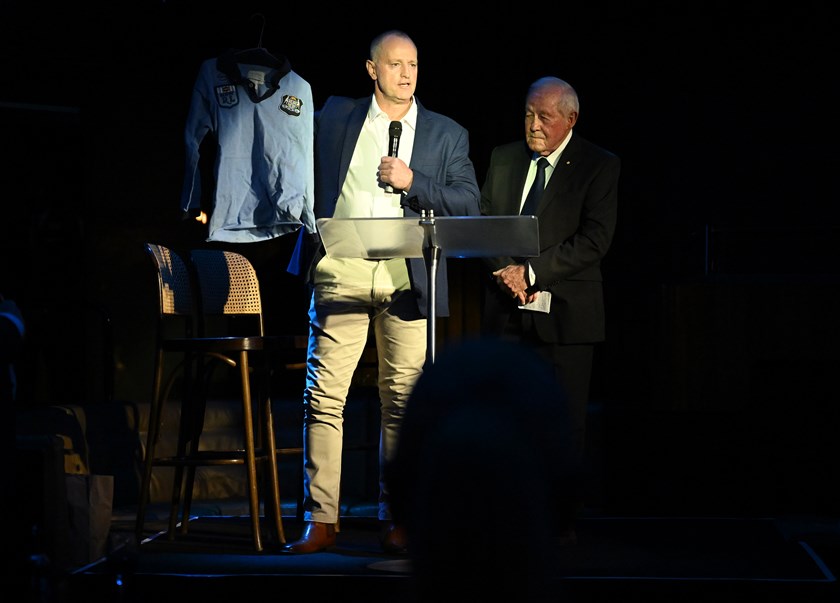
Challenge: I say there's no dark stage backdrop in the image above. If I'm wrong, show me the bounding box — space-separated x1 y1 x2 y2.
5 3 839 257
4 2 840 516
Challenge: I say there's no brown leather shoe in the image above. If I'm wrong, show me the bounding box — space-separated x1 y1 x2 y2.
281 521 336 554
380 521 408 555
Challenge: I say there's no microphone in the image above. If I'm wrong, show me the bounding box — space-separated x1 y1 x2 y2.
388 121 402 157
385 121 402 193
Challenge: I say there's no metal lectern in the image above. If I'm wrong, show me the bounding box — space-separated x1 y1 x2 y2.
316 214 539 364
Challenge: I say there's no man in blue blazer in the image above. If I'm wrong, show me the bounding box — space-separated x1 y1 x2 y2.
284 29 480 554
481 76 620 545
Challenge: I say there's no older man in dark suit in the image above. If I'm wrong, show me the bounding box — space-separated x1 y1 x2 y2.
480 76 620 544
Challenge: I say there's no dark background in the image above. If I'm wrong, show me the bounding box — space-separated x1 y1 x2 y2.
4 2 840 516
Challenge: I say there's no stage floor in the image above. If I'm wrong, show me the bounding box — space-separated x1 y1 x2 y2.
67 514 838 602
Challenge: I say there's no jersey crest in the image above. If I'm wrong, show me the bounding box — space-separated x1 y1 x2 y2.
280 94 303 116
215 84 239 108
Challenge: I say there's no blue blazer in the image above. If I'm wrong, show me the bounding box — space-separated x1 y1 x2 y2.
291 95 481 317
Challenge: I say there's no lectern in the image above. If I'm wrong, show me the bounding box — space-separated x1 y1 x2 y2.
317 214 539 364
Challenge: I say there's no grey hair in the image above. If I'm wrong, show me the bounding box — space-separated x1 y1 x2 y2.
528 76 580 116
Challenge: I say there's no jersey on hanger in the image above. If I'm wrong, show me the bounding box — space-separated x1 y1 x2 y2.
180 50 316 242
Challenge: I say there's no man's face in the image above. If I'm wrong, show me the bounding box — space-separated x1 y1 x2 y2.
368 36 418 104
524 90 575 155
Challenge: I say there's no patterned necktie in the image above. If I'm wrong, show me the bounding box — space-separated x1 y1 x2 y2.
520 157 549 215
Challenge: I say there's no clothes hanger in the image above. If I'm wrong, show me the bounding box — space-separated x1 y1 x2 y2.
216 13 290 102
231 13 284 68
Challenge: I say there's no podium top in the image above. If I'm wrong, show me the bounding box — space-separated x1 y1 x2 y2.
317 216 539 260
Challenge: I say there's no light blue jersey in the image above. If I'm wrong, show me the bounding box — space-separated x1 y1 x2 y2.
180 50 315 242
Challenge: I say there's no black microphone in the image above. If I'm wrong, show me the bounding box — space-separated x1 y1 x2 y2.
385 121 402 193
388 121 402 157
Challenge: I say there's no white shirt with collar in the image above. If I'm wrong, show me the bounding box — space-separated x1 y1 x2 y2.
317 95 419 294
334 95 417 218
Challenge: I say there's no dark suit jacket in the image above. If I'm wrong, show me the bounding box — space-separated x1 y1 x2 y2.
290 95 480 317
480 133 620 344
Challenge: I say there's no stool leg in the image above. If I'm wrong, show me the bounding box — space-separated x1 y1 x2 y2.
169 350 197 538
262 392 285 544
135 348 166 543
240 351 263 552
179 355 210 536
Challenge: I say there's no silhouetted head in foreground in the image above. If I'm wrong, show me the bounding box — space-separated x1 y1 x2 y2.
387 337 579 601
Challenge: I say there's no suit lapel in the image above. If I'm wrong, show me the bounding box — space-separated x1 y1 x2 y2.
536 135 579 214
504 145 531 215
406 103 421 166
540 160 565 209
405 100 432 168
338 102 368 190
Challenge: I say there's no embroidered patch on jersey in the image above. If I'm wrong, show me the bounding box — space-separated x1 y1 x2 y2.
280 95 303 116
216 84 239 108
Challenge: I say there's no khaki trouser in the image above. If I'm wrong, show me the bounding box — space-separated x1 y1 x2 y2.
301 282 426 523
